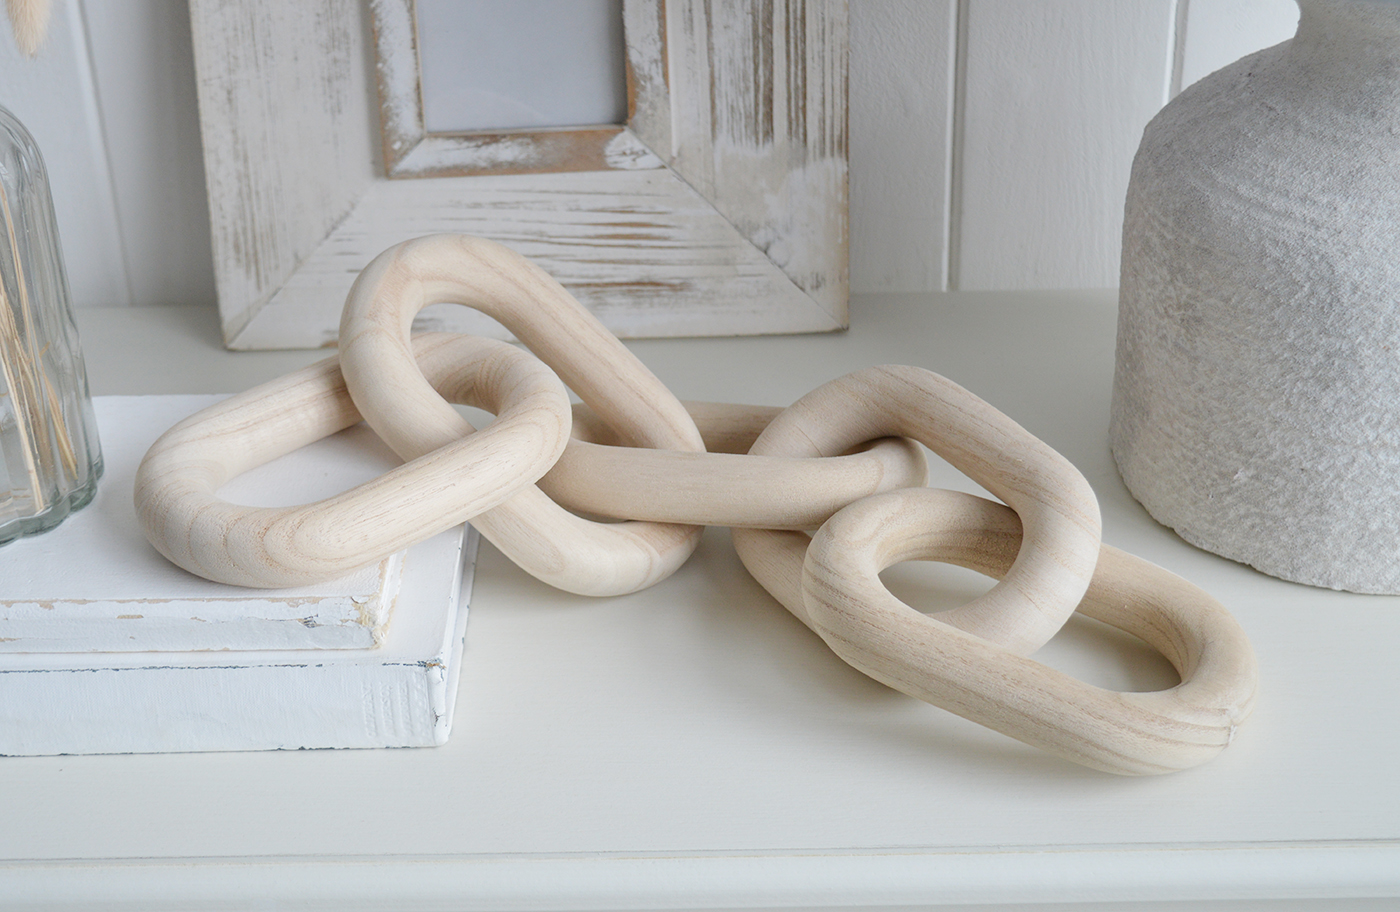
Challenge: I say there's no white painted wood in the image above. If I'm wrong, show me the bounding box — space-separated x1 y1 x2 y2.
662 0 849 321
1178 0 1299 93
78 0 216 307
0 395 404 652
187 0 375 342
0 0 129 307
1 293 1394 906
954 0 1177 290
0 854 1395 912
370 0 649 178
192 0 847 349
849 0 955 293
237 168 830 349
0 514 475 755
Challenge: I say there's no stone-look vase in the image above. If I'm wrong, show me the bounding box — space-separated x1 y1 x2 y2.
1111 0 1400 593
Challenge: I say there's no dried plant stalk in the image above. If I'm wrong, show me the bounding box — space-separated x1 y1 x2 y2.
0 170 69 516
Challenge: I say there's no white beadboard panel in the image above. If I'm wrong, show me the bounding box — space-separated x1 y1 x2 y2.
1177 0 1299 93
80 0 216 307
848 0 955 294
0 0 129 307
953 0 1177 291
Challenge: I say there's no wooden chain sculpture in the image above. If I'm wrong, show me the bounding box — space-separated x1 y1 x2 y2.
136 234 1258 776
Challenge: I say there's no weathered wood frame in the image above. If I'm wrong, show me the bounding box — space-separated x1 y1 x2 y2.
189 0 849 350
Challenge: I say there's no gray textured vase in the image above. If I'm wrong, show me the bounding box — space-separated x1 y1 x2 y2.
1111 0 1400 593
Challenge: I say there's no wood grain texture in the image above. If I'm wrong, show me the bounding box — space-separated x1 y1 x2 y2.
953 0 1176 290
338 235 707 596
665 0 849 319
16 293 1370 904
733 364 1102 657
134 333 570 588
801 488 1258 776
234 167 828 349
545 401 929 529
191 0 847 349
188 0 374 340
622 0 671 157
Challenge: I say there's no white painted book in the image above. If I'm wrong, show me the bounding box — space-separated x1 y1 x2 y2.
0 396 476 756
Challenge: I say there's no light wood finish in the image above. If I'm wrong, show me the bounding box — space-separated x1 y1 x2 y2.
144 236 1253 776
134 333 569 588
546 401 929 529
801 488 1258 776
734 365 1102 656
12 294 1359 909
189 0 847 349
568 400 780 455
338 235 707 596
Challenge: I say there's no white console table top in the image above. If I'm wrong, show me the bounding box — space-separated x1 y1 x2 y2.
2 292 1396 911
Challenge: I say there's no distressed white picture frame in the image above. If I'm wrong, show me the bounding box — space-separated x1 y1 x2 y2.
189 0 849 350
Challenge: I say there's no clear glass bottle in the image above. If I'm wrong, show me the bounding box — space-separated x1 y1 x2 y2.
0 104 101 545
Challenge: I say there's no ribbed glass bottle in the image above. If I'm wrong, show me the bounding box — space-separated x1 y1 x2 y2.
0 104 101 545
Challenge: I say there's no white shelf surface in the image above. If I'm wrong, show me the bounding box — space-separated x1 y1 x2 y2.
0 294 1394 909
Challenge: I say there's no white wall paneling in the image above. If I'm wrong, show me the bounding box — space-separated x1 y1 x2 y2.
1176 0 1299 93
0 0 128 307
848 0 955 294
0 0 1307 312
0 0 214 308
952 0 1178 291
946 0 1300 293
81 0 216 308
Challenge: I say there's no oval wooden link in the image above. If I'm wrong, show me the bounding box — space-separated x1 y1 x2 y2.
132 235 1257 775
338 235 707 596
733 365 1102 656
543 401 930 529
800 488 1258 775
134 333 571 588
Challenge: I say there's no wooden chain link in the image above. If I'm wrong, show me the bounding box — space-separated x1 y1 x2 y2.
137 235 1257 775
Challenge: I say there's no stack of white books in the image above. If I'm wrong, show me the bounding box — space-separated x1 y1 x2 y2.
0 395 476 755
